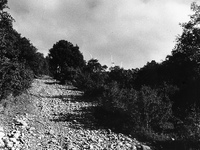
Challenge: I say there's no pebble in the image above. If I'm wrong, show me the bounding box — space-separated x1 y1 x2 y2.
49 129 54 135
9 138 17 144
13 130 21 139
126 143 132 148
29 127 35 131
89 144 94 149
0 78 152 150
131 145 137 150
0 127 4 132
51 138 57 144
0 127 5 140
142 145 151 150
15 119 28 128
6 140 14 148
0 139 5 148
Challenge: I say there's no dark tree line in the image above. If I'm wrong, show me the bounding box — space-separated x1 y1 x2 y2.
48 40 85 84
2 0 200 148
47 2 200 147
0 0 49 100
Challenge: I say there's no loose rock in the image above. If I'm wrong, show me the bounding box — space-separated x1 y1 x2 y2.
0 77 152 150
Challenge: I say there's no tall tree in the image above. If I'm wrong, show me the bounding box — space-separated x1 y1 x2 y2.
163 2 200 115
48 40 85 83
0 0 34 99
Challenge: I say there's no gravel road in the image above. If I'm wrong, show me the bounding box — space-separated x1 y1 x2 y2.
0 77 151 150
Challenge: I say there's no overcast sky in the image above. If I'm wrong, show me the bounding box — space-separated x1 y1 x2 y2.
7 0 197 69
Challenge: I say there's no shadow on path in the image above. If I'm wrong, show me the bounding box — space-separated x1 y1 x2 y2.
44 81 59 85
50 105 98 130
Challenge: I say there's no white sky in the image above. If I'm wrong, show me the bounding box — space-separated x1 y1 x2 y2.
7 0 198 69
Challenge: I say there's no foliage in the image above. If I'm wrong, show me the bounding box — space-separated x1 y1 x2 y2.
98 82 174 136
15 37 48 76
48 40 85 83
74 59 108 97
108 66 136 89
44 2 200 147
0 59 33 99
0 0 48 101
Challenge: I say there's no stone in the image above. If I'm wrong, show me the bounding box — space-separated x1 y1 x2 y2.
37 143 42 146
15 119 28 128
141 145 151 150
66 142 74 150
89 144 94 149
0 139 5 148
0 127 5 140
13 130 21 139
136 144 143 150
0 132 5 140
73 120 77 123
29 127 35 131
9 138 18 144
0 127 3 132
126 143 132 148
118 142 123 146
51 138 57 144
6 140 14 148
0 104 4 113
110 144 115 149
49 129 54 135
131 145 137 150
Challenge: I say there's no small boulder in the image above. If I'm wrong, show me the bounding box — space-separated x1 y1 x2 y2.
141 145 151 150
5 140 14 149
0 127 5 139
0 139 5 148
131 145 137 150
0 133 5 140
13 130 21 139
9 138 18 144
49 129 54 135
15 118 28 128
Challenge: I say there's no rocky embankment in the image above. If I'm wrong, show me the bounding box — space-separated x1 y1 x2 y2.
0 77 151 150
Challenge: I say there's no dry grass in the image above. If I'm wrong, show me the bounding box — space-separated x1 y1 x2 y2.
0 92 37 117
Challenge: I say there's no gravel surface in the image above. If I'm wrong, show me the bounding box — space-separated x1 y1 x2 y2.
0 77 152 150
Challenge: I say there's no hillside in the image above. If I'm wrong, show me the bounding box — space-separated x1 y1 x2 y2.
0 76 151 150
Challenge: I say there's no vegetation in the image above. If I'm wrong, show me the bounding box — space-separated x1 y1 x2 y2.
47 2 200 148
48 40 85 84
2 0 200 149
0 0 48 100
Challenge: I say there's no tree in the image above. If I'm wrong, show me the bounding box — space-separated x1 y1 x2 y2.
85 58 107 73
170 2 200 81
0 0 34 100
108 66 135 89
48 40 85 83
163 2 200 113
74 58 108 97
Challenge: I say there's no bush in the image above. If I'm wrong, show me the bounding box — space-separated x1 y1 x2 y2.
74 71 107 97
0 59 33 100
74 59 108 97
174 104 200 142
48 40 85 83
97 83 174 140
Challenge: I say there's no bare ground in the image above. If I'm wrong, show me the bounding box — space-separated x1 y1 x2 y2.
0 76 151 150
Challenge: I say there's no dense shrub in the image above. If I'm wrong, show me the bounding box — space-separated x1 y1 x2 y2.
74 59 108 97
97 82 175 139
0 59 33 99
43 2 200 147
174 104 200 141
0 0 47 101
48 40 85 83
108 66 137 89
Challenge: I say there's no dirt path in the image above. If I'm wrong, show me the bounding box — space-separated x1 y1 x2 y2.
0 77 151 150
